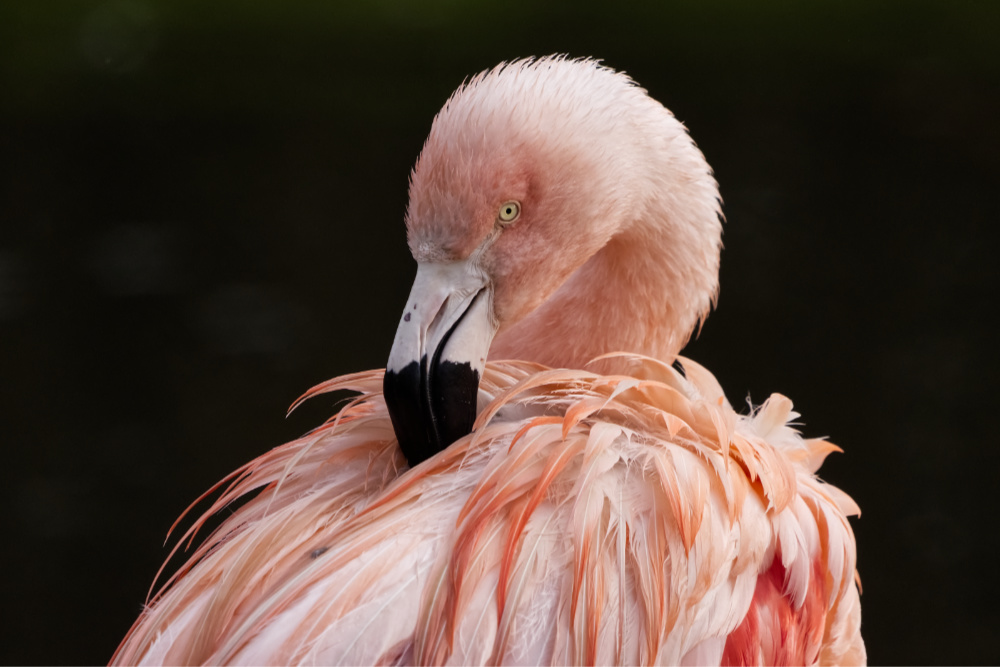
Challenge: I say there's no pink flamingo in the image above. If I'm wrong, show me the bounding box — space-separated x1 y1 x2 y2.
113 57 864 666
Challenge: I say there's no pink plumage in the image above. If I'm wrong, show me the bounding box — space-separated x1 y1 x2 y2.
113 57 864 666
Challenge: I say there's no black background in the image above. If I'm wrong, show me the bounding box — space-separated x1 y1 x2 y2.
2 1 998 664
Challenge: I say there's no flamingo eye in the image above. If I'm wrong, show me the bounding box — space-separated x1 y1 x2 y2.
497 201 521 225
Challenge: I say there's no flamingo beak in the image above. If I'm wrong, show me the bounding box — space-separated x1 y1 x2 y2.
384 261 497 467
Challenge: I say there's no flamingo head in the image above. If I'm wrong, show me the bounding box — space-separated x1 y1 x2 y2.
384 57 722 466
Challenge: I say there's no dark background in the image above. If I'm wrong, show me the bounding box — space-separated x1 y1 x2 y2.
1 1 997 664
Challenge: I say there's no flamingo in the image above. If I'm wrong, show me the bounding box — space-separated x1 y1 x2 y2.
112 57 865 666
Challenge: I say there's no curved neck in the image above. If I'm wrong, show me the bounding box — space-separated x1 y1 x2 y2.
489 218 708 369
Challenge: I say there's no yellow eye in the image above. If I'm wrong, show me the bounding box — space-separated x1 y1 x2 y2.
497 201 520 224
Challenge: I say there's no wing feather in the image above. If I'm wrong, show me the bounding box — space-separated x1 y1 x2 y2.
114 359 864 666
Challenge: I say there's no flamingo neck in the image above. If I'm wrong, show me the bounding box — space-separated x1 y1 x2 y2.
489 217 705 370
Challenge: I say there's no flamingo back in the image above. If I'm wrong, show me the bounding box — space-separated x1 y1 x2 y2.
112 355 863 666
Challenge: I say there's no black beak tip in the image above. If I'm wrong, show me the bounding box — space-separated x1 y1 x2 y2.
383 359 480 467
430 359 480 447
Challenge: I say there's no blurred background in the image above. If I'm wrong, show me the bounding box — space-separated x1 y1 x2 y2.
1 0 997 664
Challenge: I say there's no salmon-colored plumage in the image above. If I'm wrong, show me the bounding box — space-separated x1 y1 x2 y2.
113 57 864 666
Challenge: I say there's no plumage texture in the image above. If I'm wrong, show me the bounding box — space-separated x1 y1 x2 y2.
113 57 865 665
113 356 863 665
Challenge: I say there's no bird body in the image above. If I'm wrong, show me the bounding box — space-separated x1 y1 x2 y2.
114 58 864 666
